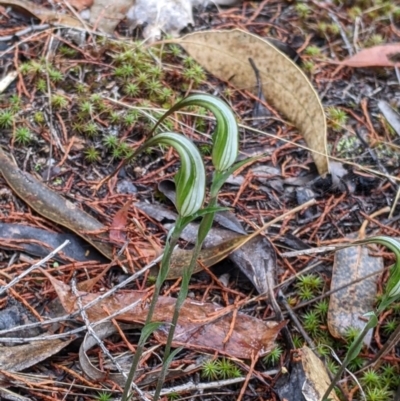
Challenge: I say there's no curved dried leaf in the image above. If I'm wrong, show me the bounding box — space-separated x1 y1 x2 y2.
0 148 114 260
340 43 400 68
48 273 284 359
0 338 73 371
177 29 329 175
0 0 85 27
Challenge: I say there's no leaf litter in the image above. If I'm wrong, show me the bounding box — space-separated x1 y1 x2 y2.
42 269 285 360
1 1 400 399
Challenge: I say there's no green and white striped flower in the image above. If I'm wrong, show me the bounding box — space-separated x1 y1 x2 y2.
150 93 239 172
141 132 205 217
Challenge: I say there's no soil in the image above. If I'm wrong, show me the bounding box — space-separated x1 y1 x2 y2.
0 1 400 400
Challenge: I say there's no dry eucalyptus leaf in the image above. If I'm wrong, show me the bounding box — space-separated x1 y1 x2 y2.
340 43 400 68
0 0 85 27
89 0 134 34
46 272 284 359
176 29 329 176
0 338 74 372
300 347 340 401
328 241 383 345
0 148 115 261
275 347 340 401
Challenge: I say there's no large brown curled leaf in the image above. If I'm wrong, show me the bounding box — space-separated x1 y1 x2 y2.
0 148 115 260
176 29 329 176
46 271 284 359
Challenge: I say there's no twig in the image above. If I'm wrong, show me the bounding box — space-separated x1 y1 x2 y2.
0 240 70 296
0 253 163 337
278 290 316 349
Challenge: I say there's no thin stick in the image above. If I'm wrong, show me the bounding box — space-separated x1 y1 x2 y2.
0 240 70 296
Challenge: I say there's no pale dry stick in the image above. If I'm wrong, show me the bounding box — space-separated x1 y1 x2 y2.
353 16 362 53
0 240 70 296
281 246 337 258
329 12 354 56
246 124 400 184
0 24 51 42
70 279 131 382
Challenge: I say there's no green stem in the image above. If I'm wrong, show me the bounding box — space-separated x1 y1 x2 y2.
322 315 377 401
152 177 224 400
121 219 186 401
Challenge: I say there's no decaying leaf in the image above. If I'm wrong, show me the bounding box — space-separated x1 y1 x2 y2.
45 271 284 359
0 0 85 27
109 199 132 243
328 238 383 345
0 223 106 263
0 148 115 260
89 0 134 33
176 29 329 176
340 43 400 67
0 338 74 372
275 347 340 401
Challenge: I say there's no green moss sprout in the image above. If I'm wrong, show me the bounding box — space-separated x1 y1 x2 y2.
0 109 14 129
84 146 100 163
263 345 283 365
51 94 68 109
14 126 32 145
95 391 112 401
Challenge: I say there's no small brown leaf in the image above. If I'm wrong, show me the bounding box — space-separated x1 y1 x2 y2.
68 0 93 11
109 199 132 243
89 0 134 33
340 43 400 67
0 338 73 372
